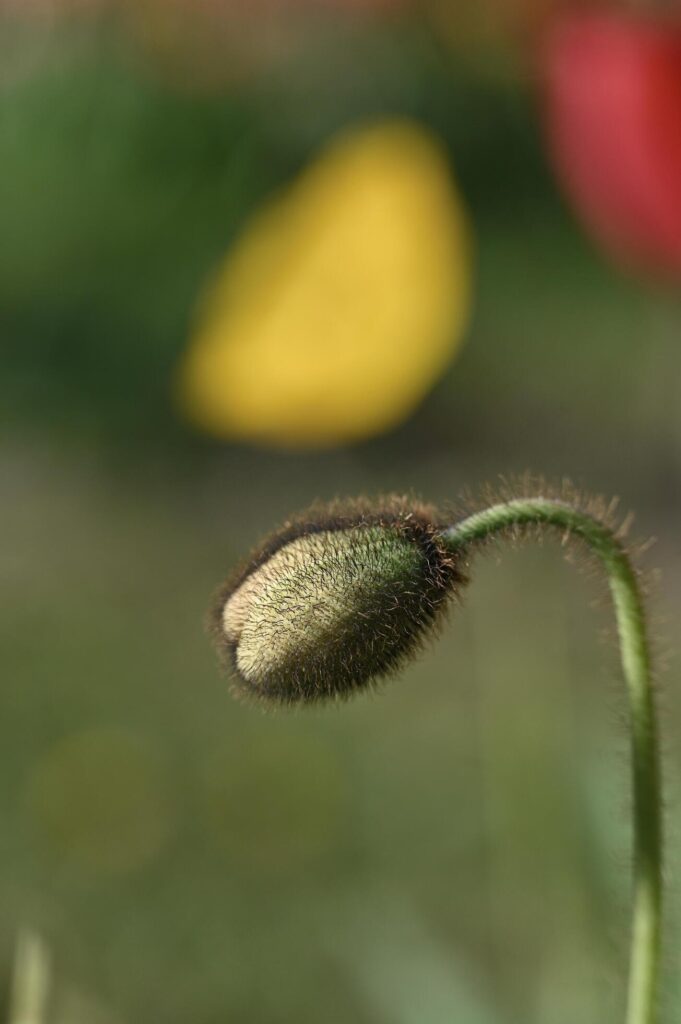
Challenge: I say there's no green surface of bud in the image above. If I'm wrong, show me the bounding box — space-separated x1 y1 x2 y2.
209 497 464 705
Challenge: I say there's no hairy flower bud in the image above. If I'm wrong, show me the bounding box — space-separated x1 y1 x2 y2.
209 497 464 705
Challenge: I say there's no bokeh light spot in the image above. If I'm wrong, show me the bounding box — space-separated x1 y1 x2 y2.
25 729 176 875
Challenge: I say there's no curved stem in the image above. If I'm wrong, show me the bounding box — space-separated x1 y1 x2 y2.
440 498 662 1024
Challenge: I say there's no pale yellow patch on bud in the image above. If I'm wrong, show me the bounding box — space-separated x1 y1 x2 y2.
222 533 332 664
224 530 409 686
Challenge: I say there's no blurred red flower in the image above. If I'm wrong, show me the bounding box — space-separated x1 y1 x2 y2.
541 9 681 282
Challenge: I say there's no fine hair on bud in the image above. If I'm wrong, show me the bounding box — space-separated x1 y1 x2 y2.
209 496 465 706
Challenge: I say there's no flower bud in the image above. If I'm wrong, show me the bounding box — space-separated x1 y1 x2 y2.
209 497 464 705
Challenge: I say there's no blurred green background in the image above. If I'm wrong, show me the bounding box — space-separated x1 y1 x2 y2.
1 3 680 1022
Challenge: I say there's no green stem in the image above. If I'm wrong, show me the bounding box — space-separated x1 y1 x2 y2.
441 497 662 1024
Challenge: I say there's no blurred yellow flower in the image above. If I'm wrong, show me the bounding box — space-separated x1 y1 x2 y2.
177 120 472 448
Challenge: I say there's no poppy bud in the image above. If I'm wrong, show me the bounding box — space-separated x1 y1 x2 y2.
209 497 463 705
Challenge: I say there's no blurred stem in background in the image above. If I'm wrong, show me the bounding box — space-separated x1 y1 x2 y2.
443 497 662 1024
8 930 51 1024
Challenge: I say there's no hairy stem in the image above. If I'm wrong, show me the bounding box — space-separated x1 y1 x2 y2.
441 497 662 1024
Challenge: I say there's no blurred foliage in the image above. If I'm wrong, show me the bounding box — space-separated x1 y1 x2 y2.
0 15 548 446
1 8 681 1024
0 42 271 441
